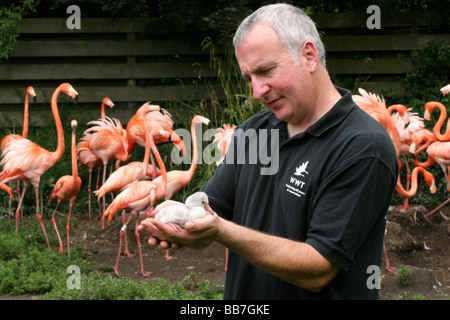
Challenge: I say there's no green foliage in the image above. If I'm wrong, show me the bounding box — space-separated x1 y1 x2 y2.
43 273 223 300
0 0 35 61
0 217 223 299
403 42 450 103
0 225 90 295
397 266 412 287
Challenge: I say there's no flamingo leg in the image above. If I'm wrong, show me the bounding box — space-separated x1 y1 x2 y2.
15 182 28 235
34 184 51 250
383 241 396 272
101 163 107 229
165 249 176 260
87 169 93 223
425 197 450 218
135 214 152 277
96 167 102 217
121 210 133 257
66 200 75 257
114 212 135 277
8 182 12 224
51 201 64 254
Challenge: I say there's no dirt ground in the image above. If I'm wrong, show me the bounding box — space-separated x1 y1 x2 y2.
2 203 449 300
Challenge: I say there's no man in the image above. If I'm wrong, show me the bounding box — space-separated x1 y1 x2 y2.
138 3 398 299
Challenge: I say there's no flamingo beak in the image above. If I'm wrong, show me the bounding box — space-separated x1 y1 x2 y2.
204 203 214 215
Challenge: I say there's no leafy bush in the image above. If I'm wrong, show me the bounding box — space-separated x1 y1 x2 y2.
0 0 36 60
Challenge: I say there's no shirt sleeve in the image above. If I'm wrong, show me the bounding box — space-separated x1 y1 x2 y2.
305 157 395 270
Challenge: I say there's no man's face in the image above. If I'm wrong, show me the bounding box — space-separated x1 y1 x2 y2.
235 23 313 124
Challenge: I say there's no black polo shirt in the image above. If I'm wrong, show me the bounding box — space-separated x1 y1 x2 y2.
201 87 398 299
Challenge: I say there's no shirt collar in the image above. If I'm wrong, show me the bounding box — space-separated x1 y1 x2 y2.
267 86 356 138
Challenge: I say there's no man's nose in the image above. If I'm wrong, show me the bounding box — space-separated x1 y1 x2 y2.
251 78 270 102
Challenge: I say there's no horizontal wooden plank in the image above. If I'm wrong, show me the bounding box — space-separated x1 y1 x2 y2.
0 84 223 105
0 62 215 81
17 11 438 34
312 11 437 29
10 40 207 57
337 81 405 96
324 34 450 52
17 18 154 34
0 57 412 84
327 57 414 74
11 34 448 58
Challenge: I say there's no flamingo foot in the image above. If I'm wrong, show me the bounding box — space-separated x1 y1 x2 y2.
114 267 122 278
165 249 177 260
385 264 396 272
141 269 153 277
167 223 181 231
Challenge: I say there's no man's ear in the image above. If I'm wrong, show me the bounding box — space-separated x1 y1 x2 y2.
300 41 319 73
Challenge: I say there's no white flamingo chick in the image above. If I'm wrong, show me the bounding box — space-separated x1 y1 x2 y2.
155 192 212 231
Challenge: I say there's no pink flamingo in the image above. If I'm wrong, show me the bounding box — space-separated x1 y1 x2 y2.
77 97 114 222
149 115 210 260
95 126 167 259
94 105 163 200
410 133 450 219
47 120 82 256
102 129 168 277
1 86 36 149
439 84 450 100
126 103 187 179
353 89 409 159
0 83 79 248
423 101 450 142
82 116 129 226
392 108 428 209
1 86 36 221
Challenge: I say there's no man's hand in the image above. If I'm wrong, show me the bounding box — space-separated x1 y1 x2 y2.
137 200 218 250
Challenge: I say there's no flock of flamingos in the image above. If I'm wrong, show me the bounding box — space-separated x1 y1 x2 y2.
0 82 448 277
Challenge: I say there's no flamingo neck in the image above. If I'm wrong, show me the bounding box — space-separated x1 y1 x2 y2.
433 103 450 140
395 169 420 197
22 91 30 138
187 120 200 178
51 86 65 159
142 128 151 172
151 138 167 194
71 129 78 178
101 102 106 120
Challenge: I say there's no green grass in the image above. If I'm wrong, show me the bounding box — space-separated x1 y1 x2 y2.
0 216 224 299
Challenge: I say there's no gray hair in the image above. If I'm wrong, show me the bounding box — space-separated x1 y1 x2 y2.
233 3 326 67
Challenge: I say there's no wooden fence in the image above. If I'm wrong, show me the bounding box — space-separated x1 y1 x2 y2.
0 11 448 126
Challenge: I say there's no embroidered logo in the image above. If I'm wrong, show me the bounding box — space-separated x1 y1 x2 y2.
285 161 309 198
294 161 309 177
